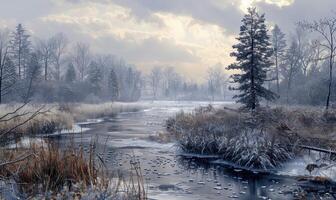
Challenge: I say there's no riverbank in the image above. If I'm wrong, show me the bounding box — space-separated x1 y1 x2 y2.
166 105 336 170
0 102 145 143
0 141 146 199
0 102 146 199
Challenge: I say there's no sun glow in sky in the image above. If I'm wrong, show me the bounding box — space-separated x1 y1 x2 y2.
0 0 333 82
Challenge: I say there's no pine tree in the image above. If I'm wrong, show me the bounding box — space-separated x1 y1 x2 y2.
65 63 76 83
227 7 276 110
24 53 41 100
272 25 286 94
88 61 102 95
108 69 119 101
10 24 31 79
0 57 16 102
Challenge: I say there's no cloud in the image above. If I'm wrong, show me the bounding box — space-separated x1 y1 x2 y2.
238 0 294 12
39 1 235 81
0 0 335 82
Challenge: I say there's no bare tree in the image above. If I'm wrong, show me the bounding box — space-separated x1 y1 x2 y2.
36 37 55 81
73 42 91 81
281 40 301 104
281 28 307 104
0 29 14 104
52 33 68 81
308 40 323 77
207 65 225 101
149 67 162 100
300 16 336 110
272 25 286 94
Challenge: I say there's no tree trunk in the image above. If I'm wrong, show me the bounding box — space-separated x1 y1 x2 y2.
275 54 280 94
326 52 333 110
44 57 48 81
0 63 2 104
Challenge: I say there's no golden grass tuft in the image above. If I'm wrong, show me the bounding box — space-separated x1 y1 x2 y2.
0 104 73 140
0 143 97 194
0 142 147 199
67 102 144 121
0 102 144 141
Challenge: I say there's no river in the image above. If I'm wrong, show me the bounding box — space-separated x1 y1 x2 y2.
46 101 332 200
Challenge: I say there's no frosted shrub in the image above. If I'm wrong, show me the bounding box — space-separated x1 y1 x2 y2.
166 106 295 170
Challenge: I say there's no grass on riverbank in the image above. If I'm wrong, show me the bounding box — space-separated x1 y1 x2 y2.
0 102 144 144
64 102 144 121
166 105 336 170
0 142 147 199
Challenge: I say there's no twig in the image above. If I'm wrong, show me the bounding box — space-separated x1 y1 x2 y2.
0 153 35 167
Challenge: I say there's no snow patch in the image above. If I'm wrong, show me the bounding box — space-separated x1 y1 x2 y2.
7 137 46 149
77 118 104 125
108 138 174 150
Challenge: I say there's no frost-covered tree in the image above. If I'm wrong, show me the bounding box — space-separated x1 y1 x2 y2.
52 33 67 81
271 25 286 94
65 63 76 83
88 61 103 95
73 42 90 81
227 7 276 110
149 67 161 100
0 29 14 103
10 24 31 79
108 69 119 101
300 17 336 110
24 52 41 100
281 40 301 104
207 65 225 101
36 37 55 81
1 57 16 103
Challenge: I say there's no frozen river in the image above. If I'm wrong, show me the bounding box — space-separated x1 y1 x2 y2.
47 101 332 200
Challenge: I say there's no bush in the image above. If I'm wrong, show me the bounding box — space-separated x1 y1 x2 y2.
0 142 147 199
168 105 336 170
167 106 298 169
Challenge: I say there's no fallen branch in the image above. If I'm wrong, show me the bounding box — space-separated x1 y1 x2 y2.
0 153 35 167
298 145 336 156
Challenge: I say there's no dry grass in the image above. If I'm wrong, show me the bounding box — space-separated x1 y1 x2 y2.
262 107 336 147
0 102 144 144
166 105 336 169
64 102 144 121
0 142 147 199
0 143 97 195
0 104 73 143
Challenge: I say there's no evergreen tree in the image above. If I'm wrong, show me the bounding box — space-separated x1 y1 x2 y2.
108 69 119 101
65 63 76 83
88 61 102 95
272 25 286 94
1 57 16 102
24 53 41 100
10 24 31 79
227 7 276 110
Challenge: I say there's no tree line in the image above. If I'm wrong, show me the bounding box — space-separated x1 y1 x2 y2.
0 24 142 103
0 24 231 103
229 7 336 110
144 65 230 101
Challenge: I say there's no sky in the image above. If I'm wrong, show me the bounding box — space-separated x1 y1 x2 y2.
0 0 335 82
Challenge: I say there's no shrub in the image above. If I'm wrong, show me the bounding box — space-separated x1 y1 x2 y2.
0 142 146 199
167 106 299 169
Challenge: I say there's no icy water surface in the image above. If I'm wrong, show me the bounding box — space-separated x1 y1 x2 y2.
48 101 312 200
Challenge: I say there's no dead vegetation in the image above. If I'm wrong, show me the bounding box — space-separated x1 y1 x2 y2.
166 105 336 170
62 102 145 121
0 142 147 199
0 102 144 144
0 102 146 199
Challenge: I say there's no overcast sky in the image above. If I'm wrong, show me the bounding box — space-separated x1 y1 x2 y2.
0 0 335 81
